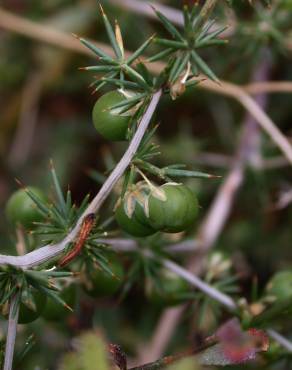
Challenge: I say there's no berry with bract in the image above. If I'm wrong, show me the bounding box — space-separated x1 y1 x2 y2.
115 183 157 237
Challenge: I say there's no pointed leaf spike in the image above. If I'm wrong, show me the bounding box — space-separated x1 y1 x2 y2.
99 5 122 59
98 3 105 16
147 48 173 63
164 168 220 179
152 7 184 42
24 187 51 217
115 20 124 59
127 34 156 65
122 65 150 90
50 160 66 217
79 37 110 59
191 50 219 83
154 38 186 49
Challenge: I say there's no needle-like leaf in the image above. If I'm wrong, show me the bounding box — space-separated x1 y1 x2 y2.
152 7 185 42
99 4 122 59
127 35 155 65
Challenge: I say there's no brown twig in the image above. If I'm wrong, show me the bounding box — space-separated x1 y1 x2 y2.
244 81 292 94
0 7 110 57
130 336 216 370
198 78 292 165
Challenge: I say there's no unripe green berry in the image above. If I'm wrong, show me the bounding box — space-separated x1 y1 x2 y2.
5 187 46 229
148 183 199 233
92 91 131 141
115 201 156 237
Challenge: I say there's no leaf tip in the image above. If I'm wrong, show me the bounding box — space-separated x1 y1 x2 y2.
99 3 105 16
71 33 80 40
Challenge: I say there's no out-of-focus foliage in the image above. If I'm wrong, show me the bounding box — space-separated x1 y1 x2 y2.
59 331 110 370
168 357 200 370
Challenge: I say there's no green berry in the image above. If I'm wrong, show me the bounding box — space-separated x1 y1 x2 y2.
6 187 46 229
148 183 199 233
115 201 156 237
92 91 131 141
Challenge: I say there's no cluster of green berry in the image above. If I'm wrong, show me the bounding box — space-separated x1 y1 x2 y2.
92 91 199 237
0 86 205 324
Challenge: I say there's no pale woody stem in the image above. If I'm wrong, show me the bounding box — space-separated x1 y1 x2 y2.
3 296 19 370
0 90 162 270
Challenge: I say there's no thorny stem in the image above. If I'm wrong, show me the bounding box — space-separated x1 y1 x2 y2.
162 259 237 310
91 241 238 312
0 90 161 370
0 90 162 269
199 78 292 165
133 248 237 310
3 296 19 370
